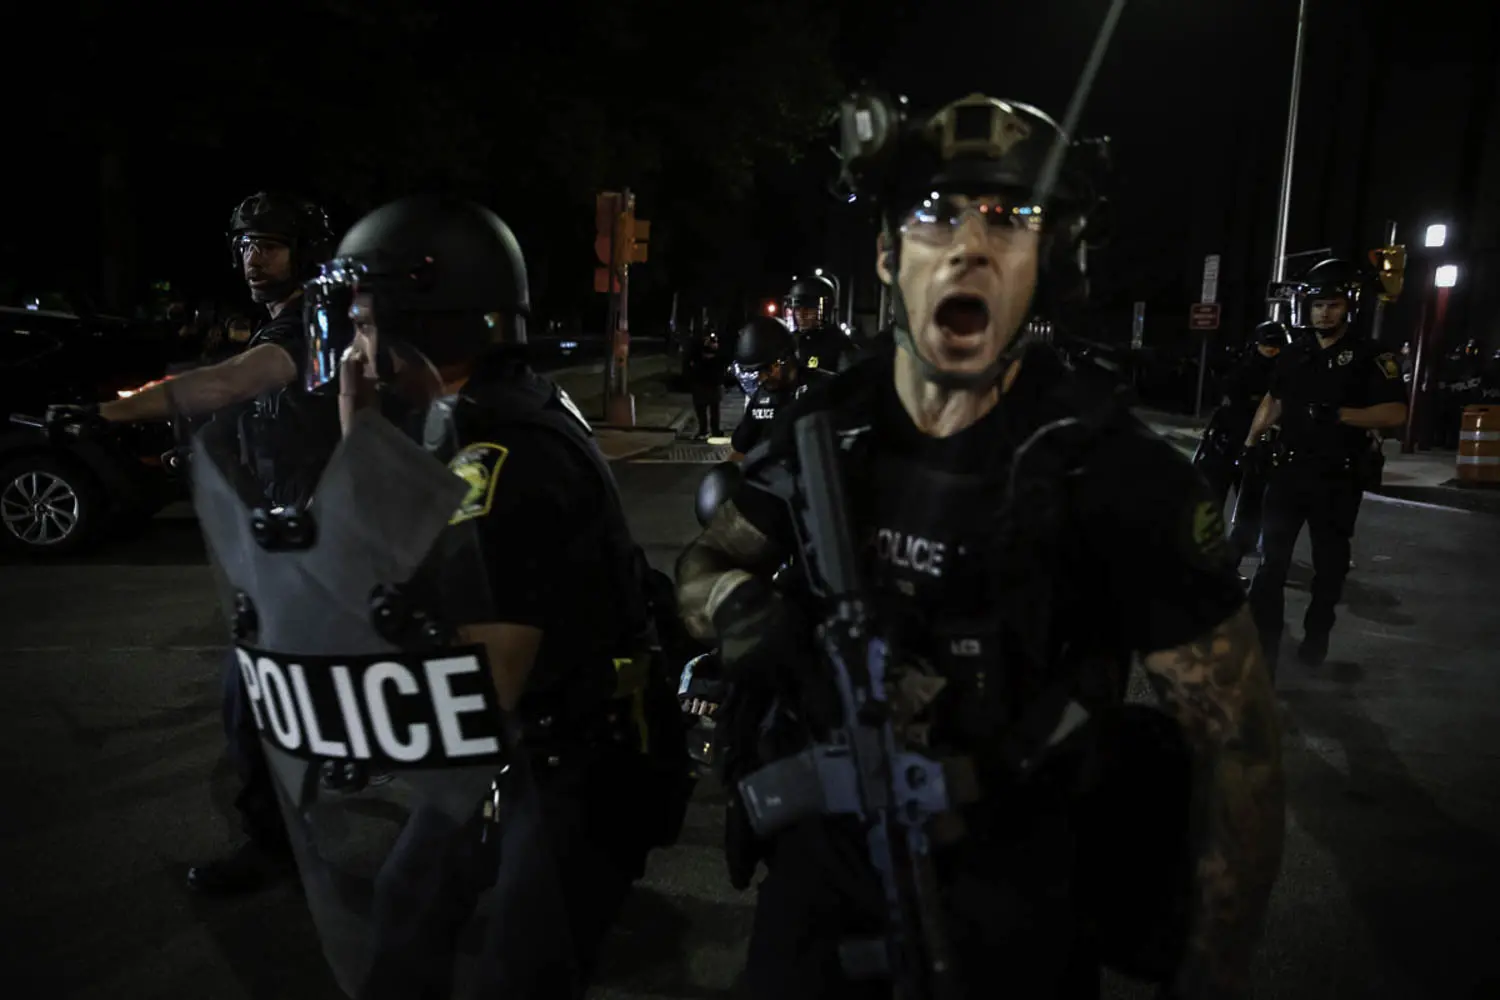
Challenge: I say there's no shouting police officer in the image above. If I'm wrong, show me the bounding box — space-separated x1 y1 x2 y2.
297 194 684 995
1243 257 1407 671
784 274 858 374
728 315 805 460
677 92 1284 999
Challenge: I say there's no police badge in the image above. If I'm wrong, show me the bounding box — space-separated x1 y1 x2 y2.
1337 349 1354 366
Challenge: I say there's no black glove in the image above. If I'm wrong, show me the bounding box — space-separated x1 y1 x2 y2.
711 576 796 680
1306 401 1342 425
43 403 105 442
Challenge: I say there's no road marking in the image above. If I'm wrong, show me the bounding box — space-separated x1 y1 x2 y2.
1364 492 1473 513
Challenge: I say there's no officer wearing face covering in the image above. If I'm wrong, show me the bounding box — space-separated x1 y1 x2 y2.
1243 258 1407 672
676 91 1284 1000
728 315 805 460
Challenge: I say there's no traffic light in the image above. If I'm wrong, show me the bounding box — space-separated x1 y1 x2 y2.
1368 244 1406 302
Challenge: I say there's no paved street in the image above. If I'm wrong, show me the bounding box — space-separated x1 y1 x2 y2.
1 416 1497 998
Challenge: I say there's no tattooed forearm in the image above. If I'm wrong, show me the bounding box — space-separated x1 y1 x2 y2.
1142 605 1286 999
675 501 783 640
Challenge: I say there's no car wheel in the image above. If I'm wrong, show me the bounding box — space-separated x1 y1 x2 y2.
0 455 103 555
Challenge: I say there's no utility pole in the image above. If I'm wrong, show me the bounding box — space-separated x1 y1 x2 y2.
1267 0 1309 322
594 189 650 425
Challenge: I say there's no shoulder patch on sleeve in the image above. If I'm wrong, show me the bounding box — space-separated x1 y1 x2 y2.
447 442 509 524
1183 495 1233 569
1376 352 1400 380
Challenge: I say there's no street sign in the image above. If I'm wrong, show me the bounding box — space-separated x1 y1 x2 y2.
593 267 620 294
1189 302 1221 330
1265 280 1300 303
1201 254 1221 305
1131 301 1145 350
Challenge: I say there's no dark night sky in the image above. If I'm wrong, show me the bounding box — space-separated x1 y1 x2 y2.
7 0 1497 352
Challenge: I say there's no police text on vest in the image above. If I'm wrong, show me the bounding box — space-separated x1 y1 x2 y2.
874 528 946 578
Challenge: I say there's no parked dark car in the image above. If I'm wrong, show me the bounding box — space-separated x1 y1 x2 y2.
0 306 185 555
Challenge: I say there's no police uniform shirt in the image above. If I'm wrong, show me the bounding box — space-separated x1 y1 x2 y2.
1270 336 1404 460
1225 349 1276 410
733 347 1246 663
731 385 798 455
419 356 635 704
797 326 857 374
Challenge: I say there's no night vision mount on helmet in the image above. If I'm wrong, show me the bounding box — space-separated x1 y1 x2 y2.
832 90 1113 390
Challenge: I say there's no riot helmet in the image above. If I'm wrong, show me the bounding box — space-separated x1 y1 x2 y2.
836 90 1106 391
1293 257 1362 333
730 316 796 395
783 275 837 333
227 192 334 303
1254 319 1290 356
303 194 530 394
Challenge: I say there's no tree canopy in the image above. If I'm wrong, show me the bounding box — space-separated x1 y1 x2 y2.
15 0 854 316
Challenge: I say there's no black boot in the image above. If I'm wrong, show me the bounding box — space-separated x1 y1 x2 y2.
1297 630 1330 667
187 840 296 896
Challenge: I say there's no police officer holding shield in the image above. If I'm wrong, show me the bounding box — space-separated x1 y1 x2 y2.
283 193 683 996
677 92 1285 999
1243 258 1407 672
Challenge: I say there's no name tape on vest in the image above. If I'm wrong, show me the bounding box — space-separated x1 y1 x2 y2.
234 644 506 767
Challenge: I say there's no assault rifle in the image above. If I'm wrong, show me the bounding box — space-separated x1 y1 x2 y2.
737 410 960 999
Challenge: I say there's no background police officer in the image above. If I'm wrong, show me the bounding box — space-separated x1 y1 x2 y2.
324 194 685 995
678 93 1284 1000
783 274 857 373
727 315 803 460
1243 258 1408 671
685 326 727 439
1196 321 1288 509
43 191 338 894
1195 320 1289 566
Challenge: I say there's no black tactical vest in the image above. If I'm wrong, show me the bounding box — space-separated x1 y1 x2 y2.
242 317 341 507
753 346 1132 786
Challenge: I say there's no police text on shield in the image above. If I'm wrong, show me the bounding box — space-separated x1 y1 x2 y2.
234 645 506 767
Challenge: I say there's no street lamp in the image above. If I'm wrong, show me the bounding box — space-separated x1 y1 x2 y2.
814 267 844 327
1403 227 1460 453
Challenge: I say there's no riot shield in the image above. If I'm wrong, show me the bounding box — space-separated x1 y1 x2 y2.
191 394 580 998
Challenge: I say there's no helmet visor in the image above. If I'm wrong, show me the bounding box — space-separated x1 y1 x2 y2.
303 257 366 394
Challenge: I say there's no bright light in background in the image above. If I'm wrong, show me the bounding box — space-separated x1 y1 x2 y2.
1435 265 1459 288
814 268 823 276
1425 224 1447 248
766 302 777 314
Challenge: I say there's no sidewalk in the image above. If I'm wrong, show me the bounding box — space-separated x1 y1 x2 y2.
1135 407 1500 515
554 354 697 463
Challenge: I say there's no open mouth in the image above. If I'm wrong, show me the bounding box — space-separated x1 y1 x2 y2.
934 292 990 339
